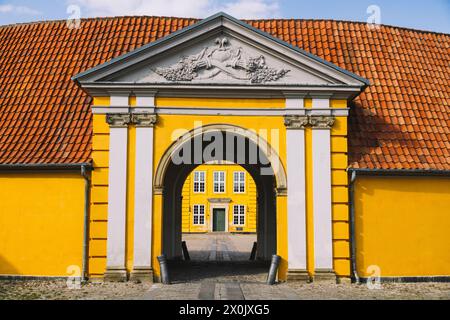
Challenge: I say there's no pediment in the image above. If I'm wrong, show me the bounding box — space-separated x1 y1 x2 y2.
111 33 335 86
74 12 369 92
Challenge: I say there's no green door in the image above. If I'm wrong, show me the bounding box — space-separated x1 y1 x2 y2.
213 209 226 232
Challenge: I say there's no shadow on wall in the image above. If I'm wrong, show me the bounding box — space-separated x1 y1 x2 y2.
0 255 19 277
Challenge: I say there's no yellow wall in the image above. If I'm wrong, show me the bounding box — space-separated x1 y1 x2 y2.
355 176 450 277
89 112 110 278
0 173 85 277
181 164 257 233
90 96 350 281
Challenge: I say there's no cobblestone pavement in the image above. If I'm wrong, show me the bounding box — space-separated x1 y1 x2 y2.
1 234 449 300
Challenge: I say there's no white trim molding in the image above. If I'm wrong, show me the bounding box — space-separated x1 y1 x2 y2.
311 114 335 281
105 111 130 282
285 115 308 281
91 106 349 117
131 113 157 282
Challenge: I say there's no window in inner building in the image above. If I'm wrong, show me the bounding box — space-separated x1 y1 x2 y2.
233 171 246 193
193 171 205 193
193 204 205 225
233 205 245 225
213 171 226 193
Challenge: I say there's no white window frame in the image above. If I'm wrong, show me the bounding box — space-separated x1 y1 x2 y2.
233 205 246 226
193 204 206 226
193 171 206 194
213 171 226 194
233 171 246 194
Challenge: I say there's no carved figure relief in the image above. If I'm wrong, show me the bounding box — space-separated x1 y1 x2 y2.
154 37 290 83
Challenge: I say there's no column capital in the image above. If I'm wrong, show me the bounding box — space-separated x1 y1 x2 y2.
132 113 158 127
106 113 131 128
310 116 335 129
284 115 309 130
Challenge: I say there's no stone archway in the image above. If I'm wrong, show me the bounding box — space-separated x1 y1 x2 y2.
155 124 287 261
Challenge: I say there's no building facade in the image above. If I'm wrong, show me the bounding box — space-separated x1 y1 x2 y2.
181 163 257 233
0 13 449 283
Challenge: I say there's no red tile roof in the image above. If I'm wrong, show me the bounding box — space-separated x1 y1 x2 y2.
0 17 449 170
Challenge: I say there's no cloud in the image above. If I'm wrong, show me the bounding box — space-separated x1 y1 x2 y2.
0 4 41 15
69 0 281 19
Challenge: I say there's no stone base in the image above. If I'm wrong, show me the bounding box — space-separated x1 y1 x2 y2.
104 267 128 282
130 267 154 283
313 269 336 283
287 269 311 282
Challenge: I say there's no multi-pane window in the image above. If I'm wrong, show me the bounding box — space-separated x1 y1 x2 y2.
233 205 245 225
193 205 205 225
233 171 246 193
213 171 226 193
193 171 205 193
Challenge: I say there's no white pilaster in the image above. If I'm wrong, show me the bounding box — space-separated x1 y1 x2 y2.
311 110 335 280
285 95 305 109
284 114 309 280
131 94 157 282
105 110 130 281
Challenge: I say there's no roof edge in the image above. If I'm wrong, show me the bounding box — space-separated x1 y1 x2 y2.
348 168 450 176
0 163 93 171
1 15 449 37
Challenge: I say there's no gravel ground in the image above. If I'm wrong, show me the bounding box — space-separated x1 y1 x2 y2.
287 282 450 300
1 234 448 300
1 279 449 300
0 280 151 300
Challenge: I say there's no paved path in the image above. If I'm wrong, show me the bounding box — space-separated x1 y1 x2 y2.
139 233 302 300
182 233 257 262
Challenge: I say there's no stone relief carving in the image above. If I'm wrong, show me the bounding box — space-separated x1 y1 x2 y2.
132 114 158 127
284 115 336 129
106 114 131 128
309 116 335 129
154 37 290 84
106 113 158 128
284 115 309 129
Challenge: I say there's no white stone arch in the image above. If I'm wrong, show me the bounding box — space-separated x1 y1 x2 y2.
154 123 287 195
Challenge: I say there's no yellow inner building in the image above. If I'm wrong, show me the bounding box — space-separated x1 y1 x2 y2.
181 163 257 234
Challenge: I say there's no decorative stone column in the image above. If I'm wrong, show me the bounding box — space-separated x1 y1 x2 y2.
104 113 131 282
284 115 309 281
130 113 158 282
310 115 336 281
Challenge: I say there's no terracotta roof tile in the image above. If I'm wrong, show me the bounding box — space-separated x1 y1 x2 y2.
0 17 449 170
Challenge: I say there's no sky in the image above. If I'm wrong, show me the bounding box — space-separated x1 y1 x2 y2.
0 0 449 33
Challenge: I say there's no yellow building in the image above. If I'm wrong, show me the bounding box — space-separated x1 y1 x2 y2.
0 13 449 284
181 163 257 233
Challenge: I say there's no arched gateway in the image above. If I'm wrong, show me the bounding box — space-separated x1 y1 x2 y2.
155 124 287 261
74 13 368 282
